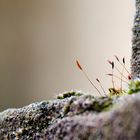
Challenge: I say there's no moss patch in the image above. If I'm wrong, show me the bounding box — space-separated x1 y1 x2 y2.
128 80 140 94
57 91 83 99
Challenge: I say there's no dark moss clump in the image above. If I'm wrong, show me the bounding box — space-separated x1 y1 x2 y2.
128 80 140 94
57 91 83 99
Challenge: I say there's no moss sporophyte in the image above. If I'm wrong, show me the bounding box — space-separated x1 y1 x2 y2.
76 56 140 97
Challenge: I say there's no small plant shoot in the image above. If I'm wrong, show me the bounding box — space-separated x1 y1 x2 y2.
75 55 138 97
76 60 103 96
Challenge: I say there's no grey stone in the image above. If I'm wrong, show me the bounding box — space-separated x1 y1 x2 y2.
1 92 140 140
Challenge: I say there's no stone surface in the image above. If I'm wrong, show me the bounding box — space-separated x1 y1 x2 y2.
1 91 140 140
131 0 140 78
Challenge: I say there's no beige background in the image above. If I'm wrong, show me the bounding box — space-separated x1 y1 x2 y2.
0 0 134 111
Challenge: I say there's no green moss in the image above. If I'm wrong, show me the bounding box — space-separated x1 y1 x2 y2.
93 97 113 112
108 88 127 97
57 91 83 99
56 79 140 115
57 81 140 115
128 80 140 94
63 103 71 114
107 80 140 96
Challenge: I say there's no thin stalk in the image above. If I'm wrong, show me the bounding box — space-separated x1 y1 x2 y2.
120 66 125 91
112 68 115 89
76 60 103 96
82 71 103 96
107 74 129 84
114 66 128 81
114 55 131 75
96 78 108 97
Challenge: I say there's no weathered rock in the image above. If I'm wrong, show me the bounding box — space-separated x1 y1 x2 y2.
131 0 140 78
1 90 140 140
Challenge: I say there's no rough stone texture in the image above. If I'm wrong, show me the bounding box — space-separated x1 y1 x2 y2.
131 0 140 78
1 91 140 140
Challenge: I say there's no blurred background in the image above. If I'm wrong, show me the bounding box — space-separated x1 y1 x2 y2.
0 0 134 111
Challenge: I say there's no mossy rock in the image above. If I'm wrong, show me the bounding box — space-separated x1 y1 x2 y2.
1 90 140 139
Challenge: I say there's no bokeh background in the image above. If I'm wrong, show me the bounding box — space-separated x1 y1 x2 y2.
0 0 134 111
